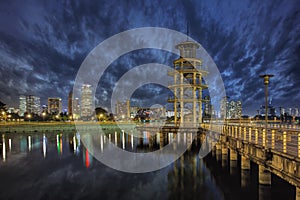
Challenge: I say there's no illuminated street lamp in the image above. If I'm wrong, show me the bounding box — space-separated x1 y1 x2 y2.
27 114 31 122
259 74 274 129
42 112 46 121
1 111 6 123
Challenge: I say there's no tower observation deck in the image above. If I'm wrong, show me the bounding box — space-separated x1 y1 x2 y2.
168 41 208 125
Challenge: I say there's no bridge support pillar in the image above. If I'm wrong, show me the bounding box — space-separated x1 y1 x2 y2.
258 165 271 185
241 156 250 188
241 156 250 170
221 144 228 167
215 143 221 162
259 184 271 200
229 149 238 175
258 158 271 200
230 149 238 161
221 144 227 155
296 187 300 200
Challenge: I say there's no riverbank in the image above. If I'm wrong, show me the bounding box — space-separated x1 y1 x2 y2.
0 122 137 133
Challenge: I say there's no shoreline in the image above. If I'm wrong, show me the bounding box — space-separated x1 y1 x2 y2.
0 122 138 133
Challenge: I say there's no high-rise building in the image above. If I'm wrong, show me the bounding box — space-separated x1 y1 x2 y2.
294 107 299 117
68 90 73 117
115 100 130 119
287 108 292 116
220 97 242 119
48 98 62 114
203 96 212 117
236 100 242 118
220 96 229 119
26 95 40 114
81 84 93 118
19 95 26 116
19 95 41 116
72 97 80 119
280 107 285 115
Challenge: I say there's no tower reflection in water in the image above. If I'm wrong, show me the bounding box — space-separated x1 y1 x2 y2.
0 130 296 200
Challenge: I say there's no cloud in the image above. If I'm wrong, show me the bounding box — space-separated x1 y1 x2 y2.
0 0 298 116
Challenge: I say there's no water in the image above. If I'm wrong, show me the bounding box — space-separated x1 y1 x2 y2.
0 131 295 200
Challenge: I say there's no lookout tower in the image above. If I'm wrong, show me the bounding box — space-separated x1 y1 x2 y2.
168 41 208 125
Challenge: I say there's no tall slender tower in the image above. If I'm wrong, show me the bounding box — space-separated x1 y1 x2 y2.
81 84 92 118
68 90 73 117
168 41 208 125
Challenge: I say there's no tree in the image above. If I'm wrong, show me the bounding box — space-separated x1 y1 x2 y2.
95 107 108 121
0 100 7 121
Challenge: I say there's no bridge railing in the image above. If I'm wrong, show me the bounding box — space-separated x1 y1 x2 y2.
203 123 300 158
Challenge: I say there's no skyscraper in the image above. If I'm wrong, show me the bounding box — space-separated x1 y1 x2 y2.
203 96 212 117
19 95 26 116
115 100 130 119
26 95 41 114
220 97 242 119
220 96 229 119
48 98 62 114
81 84 92 118
68 90 73 117
72 97 81 119
236 100 242 118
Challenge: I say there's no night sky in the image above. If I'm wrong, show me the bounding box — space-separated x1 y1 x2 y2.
0 0 299 116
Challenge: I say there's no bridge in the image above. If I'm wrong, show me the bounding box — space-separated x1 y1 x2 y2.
138 122 300 200
204 122 300 200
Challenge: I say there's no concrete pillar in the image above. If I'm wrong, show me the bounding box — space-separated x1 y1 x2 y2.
298 133 300 158
221 144 228 167
230 149 238 161
249 127 252 142
221 145 228 155
211 146 215 157
216 143 221 162
259 165 271 185
259 184 271 200
283 131 287 153
271 130 275 149
262 128 266 147
255 129 258 144
241 156 251 188
241 169 250 188
230 160 237 176
296 187 300 200
241 156 250 170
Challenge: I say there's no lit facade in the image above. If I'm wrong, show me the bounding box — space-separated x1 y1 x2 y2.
81 84 92 118
19 95 26 116
115 100 130 119
26 95 40 114
68 90 73 117
220 97 242 119
48 98 62 114
19 95 40 115
72 98 81 119
203 96 212 117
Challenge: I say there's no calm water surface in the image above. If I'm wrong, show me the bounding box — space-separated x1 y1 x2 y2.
0 130 295 200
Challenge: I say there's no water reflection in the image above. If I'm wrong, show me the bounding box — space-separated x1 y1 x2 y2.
2 134 6 162
0 130 295 200
28 136 32 152
43 134 47 158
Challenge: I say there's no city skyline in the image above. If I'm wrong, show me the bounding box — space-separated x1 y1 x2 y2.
0 0 299 116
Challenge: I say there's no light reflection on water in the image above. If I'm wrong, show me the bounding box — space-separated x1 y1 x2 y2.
0 130 295 200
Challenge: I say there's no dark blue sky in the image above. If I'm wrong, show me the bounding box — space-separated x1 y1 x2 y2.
0 0 299 116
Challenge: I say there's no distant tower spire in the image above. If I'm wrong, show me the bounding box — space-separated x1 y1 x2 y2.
186 22 189 41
